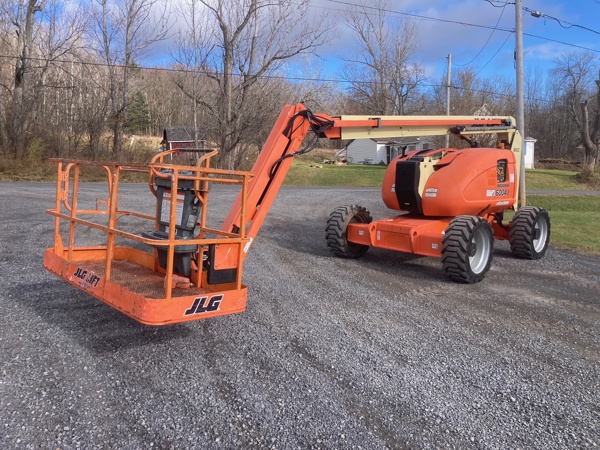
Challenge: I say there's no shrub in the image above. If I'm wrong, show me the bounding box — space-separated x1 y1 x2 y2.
577 166 600 188
27 138 45 164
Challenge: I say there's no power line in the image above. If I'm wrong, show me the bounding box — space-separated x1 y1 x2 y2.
524 6 600 36
475 32 513 76
321 0 516 40
523 31 600 53
472 1 600 88
323 0 600 54
6 0 592 87
324 0 514 32
455 2 509 67
482 0 600 38
0 53 556 105
483 0 514 8
1 0 594 106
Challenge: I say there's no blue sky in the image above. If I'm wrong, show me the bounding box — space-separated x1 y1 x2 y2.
309 0 600 83
155 0 599 86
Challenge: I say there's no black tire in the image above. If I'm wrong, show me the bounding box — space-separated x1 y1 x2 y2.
509 206 550 259
442 216 494 283
326 205 373 258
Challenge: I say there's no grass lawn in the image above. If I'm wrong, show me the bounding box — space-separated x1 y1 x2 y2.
524 169 586 191
284 162 387 186
285 160 600 254
4 152 598 254
285 163 589 191
527 195 600 254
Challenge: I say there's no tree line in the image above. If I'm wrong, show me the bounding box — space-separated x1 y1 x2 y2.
0 0 598 170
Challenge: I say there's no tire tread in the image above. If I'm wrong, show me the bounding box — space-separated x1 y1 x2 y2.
326 205 372 259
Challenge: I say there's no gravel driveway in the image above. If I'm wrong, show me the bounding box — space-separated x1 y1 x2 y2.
1 182 599 449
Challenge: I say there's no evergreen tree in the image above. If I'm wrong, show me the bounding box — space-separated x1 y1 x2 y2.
124 92 150 134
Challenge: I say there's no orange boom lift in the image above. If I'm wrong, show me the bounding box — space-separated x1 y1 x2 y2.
44 103 550 325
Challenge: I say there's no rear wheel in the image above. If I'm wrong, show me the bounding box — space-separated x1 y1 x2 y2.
326 205 372 258
442 216 494 283
510 206 550 259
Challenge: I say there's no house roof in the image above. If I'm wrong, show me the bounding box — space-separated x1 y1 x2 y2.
162 127 205 144
372 137 420 145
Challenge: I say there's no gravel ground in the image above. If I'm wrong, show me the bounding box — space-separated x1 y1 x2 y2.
0 182 599 449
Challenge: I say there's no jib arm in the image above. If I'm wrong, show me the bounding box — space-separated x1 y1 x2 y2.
221 103 314 241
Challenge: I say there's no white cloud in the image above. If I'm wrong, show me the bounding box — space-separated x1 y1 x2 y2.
141 0 599 82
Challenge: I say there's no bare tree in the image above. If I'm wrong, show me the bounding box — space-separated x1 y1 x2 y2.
524 66 576 161
32 1 86 154
174 0 329 169
580 71 600 169
0 0 13 149
552 52 599 168
171 0 212 146
144 68 186 135
341 0 425 116
0 0 85 158
88 0 169 157
424 67 515 148
6 0 46 158
73 53 112 158
445 68 514 116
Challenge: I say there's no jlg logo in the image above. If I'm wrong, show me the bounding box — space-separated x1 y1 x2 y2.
73 267 101 288
184 294 223 316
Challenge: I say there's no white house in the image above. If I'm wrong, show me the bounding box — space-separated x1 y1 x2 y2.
346 137 424 164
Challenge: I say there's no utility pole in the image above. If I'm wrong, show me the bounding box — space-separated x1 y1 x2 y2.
445 54 452 148
515 0 527 207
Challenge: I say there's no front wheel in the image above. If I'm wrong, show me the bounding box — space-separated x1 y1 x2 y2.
326 205 372 258
510 206 550 259
442 216 494 283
